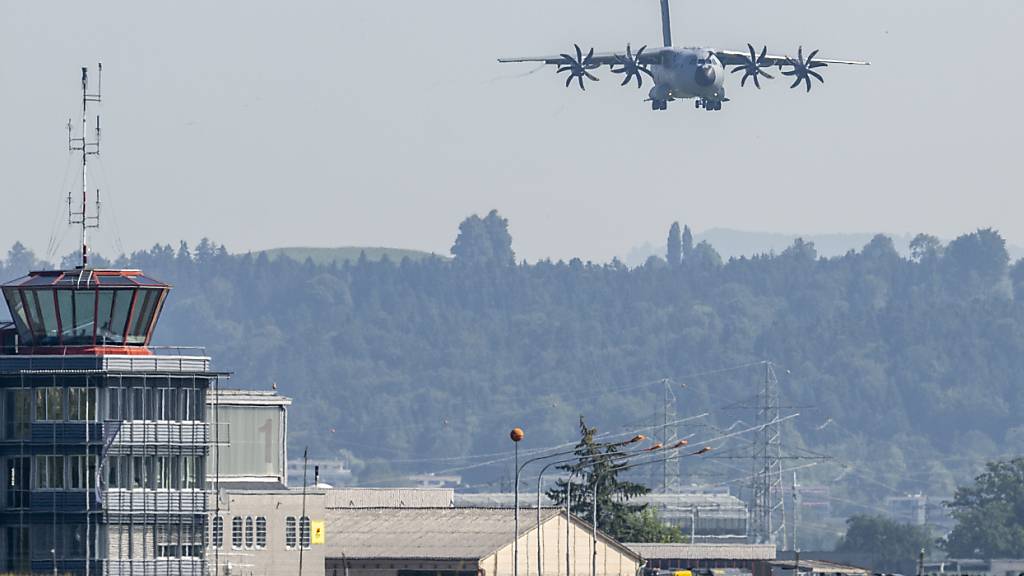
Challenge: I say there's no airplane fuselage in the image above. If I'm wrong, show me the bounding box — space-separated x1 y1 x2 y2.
648 47 727 103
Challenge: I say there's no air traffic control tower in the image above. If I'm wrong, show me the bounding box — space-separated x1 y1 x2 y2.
0 269 223 575
0 65 226 576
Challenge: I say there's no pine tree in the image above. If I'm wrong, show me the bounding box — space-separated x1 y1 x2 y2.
667 222 682 267
681 225 694 261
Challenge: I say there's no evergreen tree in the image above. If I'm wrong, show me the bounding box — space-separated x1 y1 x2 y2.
667 222 682 268
546 418 676 542
681 225 694 260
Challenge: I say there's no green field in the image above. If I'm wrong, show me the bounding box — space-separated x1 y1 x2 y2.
256 246 446 265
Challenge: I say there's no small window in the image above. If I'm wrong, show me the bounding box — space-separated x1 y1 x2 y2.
131 456 147 489
212 517 224 549
36 455 65 489
285 516 297 549
232 516 243 550
244 516 254 549
300 516 311 549
255 517 267 549
69 455 97 490
68 388 97 421
35 387 64 421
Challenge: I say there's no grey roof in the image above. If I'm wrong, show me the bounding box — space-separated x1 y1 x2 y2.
216 480 289 492
770 560 870 575
326 507 560 560
326 488 454 509
625 543 776 561
208 389 292 407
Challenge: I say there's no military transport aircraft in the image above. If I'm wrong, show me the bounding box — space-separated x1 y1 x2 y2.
498 0 869 111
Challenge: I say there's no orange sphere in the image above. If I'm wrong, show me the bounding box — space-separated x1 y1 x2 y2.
510 427 525 442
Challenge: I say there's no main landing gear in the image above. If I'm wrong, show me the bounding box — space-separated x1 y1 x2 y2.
697 98 722 111
651 99 668 111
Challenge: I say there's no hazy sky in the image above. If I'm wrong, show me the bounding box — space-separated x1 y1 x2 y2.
1 1 1021 263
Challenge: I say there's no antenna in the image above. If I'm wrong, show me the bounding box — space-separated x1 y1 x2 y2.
67 63 103 268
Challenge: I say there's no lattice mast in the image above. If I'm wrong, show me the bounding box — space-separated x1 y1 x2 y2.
662 378 678 492
67 64 103 268
751 361 787 547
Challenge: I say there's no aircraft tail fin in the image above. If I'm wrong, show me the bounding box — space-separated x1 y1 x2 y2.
660 0 672 47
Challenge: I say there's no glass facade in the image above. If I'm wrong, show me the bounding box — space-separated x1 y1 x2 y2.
1 270 170 349
0 371 216 574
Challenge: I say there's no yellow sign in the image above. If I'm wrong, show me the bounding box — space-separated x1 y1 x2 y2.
311 520 326 545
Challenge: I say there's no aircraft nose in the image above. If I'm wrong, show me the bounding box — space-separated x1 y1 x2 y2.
694 65 717 87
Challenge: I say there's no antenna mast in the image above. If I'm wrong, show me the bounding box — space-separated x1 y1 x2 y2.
67 63 103 268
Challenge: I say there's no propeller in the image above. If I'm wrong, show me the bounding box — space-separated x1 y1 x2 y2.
782 46 828 92
731 44 774 89
611 44 654 88
557 44 600 90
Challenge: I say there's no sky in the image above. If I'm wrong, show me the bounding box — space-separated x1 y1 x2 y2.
0 0 1021 264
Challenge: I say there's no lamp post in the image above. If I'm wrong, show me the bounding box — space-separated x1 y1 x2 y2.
511 427 525 576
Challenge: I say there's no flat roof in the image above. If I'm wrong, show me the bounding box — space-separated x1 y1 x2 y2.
208 389 292 406
770 560 870 575
626 543 777 561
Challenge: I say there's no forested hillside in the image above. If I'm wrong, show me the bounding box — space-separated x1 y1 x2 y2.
3 211 1024 516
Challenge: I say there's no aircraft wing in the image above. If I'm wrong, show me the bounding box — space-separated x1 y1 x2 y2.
498 46 670 66
715 48 870 68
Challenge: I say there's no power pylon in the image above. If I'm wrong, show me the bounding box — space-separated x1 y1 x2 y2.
750 361 786 547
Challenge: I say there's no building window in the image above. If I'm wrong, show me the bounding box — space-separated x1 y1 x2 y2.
300 516 311 549
106 456 126 489
106 387 123 421
212 517 224 549
285 516 297 549
255 517 267 549
34 387 64 421
36 455 65 489
155 456 174 490
130 456 148 489
5 457 30 509
69 455 97 490
232 516 243 549
244 516 254 549
68 387 97 421
181 456 198 490
3 389 30 439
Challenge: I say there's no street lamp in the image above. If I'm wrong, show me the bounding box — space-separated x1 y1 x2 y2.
511 427 524 576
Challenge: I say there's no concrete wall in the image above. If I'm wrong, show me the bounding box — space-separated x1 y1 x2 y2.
485 514 640 576
208 490 326 576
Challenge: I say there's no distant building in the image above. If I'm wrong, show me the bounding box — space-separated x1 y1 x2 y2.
326 487 453 508
626 543 776 576
455 489 749 542
886 494 927 526
637 492 749 542
325 507 642 576
924 558 1024 576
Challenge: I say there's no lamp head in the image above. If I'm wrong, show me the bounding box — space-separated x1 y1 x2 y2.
510 427 525 442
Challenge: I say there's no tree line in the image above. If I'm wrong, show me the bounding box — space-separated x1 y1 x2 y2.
2 211 1024 523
